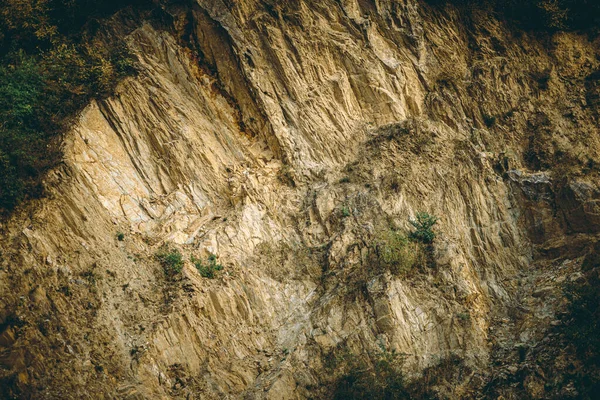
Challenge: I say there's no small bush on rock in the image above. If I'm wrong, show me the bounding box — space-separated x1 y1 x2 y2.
341 206 351 218
155 246 184 278
373 229 424 275
192 254 223 279
409 212 438 244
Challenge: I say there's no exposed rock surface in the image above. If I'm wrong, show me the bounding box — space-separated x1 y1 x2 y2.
1 1 599 398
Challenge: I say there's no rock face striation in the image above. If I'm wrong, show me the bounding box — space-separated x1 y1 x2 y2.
1 0 599 398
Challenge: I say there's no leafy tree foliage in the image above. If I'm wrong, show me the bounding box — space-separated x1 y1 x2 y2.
409 212 438 244
0 0 145 213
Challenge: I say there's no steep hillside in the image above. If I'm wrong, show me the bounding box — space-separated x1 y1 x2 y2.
1 0 599 398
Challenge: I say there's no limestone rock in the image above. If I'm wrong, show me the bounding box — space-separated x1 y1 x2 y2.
1 0 599 398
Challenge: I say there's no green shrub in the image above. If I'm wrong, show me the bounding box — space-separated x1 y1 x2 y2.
456 312 471 322
0 56 54 210
116 232 125 241
373 230 423 275
156 246 184 277
409 212 438 244
483 114 497 128
192 254 223 279
0 0 141 214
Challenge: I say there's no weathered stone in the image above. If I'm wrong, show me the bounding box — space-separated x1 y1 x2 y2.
0 1 599 398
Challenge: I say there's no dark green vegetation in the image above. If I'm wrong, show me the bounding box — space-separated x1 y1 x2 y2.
0 0 148 213
425 0 600 32
340 206 351 218
409 212 438 244
155 245 184 278
192 254 224 279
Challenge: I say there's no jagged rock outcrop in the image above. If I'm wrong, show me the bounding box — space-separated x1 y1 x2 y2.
1 1 599 398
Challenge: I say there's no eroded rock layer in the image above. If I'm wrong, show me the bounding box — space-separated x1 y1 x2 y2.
1 1 599 398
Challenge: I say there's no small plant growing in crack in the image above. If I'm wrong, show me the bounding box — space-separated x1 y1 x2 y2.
341 206 352 218
409 212 438 244
456 312 471 322
192 254 223 279
373 229 424 275
155 245 184 278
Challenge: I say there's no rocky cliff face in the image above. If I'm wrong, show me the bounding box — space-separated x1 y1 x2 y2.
1 1 599 398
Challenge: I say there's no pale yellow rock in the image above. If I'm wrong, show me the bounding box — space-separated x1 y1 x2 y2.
0 0 599 398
